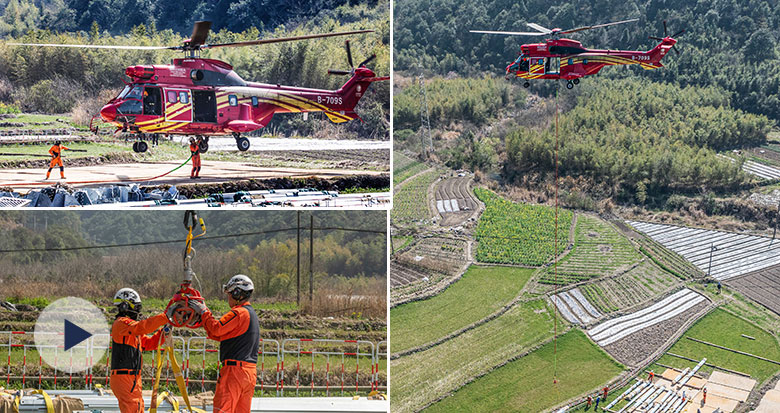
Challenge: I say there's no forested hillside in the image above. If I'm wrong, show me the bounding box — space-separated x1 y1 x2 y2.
0 0 381 36
0 211 387 280
395 0 780 121
0 1 389 138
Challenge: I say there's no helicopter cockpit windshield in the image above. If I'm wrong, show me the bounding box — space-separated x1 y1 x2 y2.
508 54 530 73
116 85 145 115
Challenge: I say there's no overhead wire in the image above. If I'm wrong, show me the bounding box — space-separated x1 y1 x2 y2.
0 226 387 253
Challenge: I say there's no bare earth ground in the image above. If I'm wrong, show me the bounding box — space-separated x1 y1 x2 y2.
0 160 384 192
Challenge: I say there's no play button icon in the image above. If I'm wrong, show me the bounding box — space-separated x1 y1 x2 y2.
64 319 92 351
34 297 109 373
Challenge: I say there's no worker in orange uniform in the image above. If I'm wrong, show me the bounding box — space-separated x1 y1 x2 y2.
110 288 169 413
46 140 70 180
187 275 259 413
189 137 201 179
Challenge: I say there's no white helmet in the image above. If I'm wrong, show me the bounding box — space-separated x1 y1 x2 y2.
223 274 254 297
113 288 142 310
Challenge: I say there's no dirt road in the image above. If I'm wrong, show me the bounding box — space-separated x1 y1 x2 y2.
0 160 384 191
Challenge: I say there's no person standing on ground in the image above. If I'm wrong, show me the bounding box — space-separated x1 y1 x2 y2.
110 288 168 413
188 275 259 413
46 140 70 180
189 137 201 179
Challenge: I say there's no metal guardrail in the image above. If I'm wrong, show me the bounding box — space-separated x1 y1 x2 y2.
1 331 387 397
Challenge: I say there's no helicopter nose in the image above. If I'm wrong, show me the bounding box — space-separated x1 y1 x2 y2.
99 104 117 121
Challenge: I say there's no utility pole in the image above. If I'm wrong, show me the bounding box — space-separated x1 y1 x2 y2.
297 211 301 307
707 243 717 278
309 215 314 312
773 201 780 246
418 65 433 159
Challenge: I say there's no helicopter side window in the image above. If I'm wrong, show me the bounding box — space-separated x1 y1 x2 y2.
252 97 258 107
143 87 162 116
191 69 246 87
228 95 238 106
179 92 189 104
167 91 178 103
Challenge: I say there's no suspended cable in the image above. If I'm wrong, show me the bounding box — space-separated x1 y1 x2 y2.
0 226 387 253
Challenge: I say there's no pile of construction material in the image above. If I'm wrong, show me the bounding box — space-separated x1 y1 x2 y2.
0 185 181 207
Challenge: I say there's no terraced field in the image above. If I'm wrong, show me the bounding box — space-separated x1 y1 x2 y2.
434 174 477 226
423 330 625 413
578 261 681 314
540 215 641 285
628 221 780 281
390 260 436 288
637 236 704 280
727 265 780 316
390 266 534 354
390 299 558 413
391 168 441 223
393 151 427 185
473 188 572 266
395 237 468 276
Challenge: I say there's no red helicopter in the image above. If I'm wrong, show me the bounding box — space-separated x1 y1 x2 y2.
471 19 682 89
11 21 388 153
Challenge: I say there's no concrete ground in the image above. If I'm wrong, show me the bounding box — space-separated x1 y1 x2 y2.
0 160 383 192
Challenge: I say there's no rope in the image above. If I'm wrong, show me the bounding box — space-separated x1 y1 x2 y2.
553 81 560 387
0 154 193 187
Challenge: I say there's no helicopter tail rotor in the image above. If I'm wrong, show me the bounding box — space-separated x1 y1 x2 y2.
328 40 377 76
649 20 684 55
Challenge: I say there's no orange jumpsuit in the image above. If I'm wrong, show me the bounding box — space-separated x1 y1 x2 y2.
190 142 201 178
202 302 259 413
110 313 167 413
46 144 69 178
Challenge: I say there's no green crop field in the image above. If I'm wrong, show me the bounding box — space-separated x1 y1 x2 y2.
652 308 780 384
473 188 572 266
390 266 534 353
393 151 427 185
424 330 624 413
578 261 679 313
540 215 641 285
391 168 440 223
391 299 560 413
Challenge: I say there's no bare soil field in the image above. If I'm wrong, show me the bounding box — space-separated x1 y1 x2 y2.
434 173 479 227
727 265 780 316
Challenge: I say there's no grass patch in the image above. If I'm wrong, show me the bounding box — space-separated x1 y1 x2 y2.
0 142 131 162
391 299 560 413
653 308 780 384
424 330 624 413
392 235 414 253
391 168 440 223
390 266 533 353
393 151 427 185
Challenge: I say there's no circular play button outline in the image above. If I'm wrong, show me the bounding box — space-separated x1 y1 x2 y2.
34 297 110 374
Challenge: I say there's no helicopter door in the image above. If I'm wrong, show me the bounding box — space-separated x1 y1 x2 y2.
164 88 193 122
546 57 560 74
530 58 545 76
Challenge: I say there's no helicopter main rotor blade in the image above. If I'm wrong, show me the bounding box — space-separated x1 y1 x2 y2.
559 18 639 34
345 40 353 67
202 29 373 49
358 54 376 67
7 42 175 50
526 23 552 34
671 29 685 38
189 21 212 47
469 30 548 36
